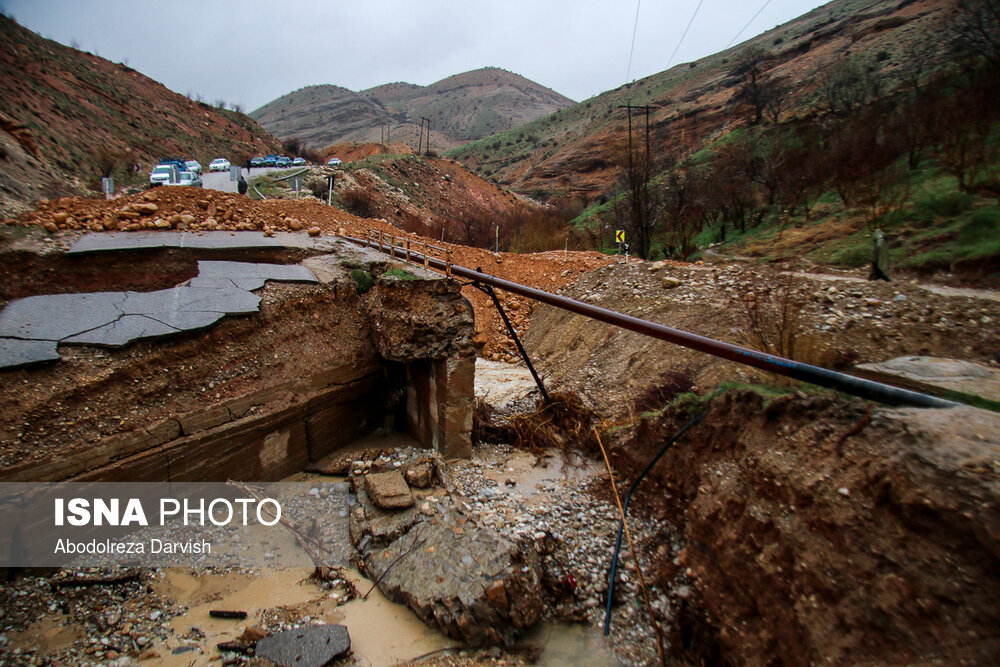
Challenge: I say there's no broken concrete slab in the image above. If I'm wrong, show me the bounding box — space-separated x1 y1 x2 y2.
352 484 543 646
195 260 318 283
66 230 346 255
0 292 125 341
856 356 1000 404
62 314 179 347
0 338 60 369
67 230 285 254
253 624 351 667
0 259 315 369
363 471 414 509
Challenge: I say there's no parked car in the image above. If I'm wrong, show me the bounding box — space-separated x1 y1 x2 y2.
292 157 306 167
327 157 342 167
184 160 203 175
149 164 178 186
275 156 292 168
178 171 202 187
158 157 186 172
263 156 276 167
209 158 230 172
250 157 266 168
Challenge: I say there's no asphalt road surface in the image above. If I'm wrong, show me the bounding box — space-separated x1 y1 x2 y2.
202 166 287 193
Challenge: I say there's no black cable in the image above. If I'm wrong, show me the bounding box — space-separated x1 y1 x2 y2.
603 404 711 635
726 0 775 48
667 0 706 69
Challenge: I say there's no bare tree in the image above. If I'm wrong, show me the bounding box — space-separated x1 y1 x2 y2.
949 0 1000 68
817 57 883 116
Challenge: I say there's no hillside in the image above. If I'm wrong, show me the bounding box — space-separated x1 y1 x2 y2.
0 15 281 218
448 0 1000 281
450 0 957 197
251 67 574 153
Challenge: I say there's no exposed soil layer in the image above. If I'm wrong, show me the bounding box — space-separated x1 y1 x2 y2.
604 389 1000 665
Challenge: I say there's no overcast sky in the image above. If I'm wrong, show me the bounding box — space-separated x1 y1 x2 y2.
3 0 829 111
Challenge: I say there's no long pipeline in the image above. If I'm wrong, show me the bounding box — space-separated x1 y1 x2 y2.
346 234 957 409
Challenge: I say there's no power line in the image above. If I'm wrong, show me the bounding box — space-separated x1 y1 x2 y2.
625 0 642 83
726 0 774 49
667 0 706 69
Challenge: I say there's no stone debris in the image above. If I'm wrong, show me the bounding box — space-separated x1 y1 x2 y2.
254 624 351 667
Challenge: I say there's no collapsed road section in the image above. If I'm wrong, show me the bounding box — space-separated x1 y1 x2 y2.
0 231 475 482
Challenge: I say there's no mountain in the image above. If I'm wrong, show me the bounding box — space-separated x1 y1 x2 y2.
250 67 575 152
449 0 958 199
0 15 280 218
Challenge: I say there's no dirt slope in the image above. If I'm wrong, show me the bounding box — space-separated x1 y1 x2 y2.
0 16 280 218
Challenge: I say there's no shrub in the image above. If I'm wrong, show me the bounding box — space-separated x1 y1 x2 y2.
340 188 377 218
350 269 373 294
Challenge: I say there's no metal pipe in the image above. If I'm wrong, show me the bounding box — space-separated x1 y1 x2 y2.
345 235 958 409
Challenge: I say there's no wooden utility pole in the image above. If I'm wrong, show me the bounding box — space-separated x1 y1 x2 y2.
416 120 423 154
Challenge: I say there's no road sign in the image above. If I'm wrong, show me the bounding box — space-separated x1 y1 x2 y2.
615 229 625 243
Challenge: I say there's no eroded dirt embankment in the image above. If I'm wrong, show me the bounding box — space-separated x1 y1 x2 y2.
607 390 1000 665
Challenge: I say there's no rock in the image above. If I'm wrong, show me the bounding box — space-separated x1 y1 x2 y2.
133 203 158 215
308 226 321 237
363 471 414 509
43 221 58 233
239 626 268 642
405 460 434 489
662 276 683 289
288 218 303 231
51 211 69 224
255 625 351 667
352 488 543 646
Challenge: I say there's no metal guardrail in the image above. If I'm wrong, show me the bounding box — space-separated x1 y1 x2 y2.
347 230 959 409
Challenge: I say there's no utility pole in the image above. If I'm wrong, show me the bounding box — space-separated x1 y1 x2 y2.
417 120 423 154
617 103 657 259
421 117 431 155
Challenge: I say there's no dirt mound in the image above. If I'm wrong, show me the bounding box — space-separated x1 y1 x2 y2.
610 389 1000 665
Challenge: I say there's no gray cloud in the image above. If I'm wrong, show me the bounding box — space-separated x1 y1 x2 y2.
3 0 827 110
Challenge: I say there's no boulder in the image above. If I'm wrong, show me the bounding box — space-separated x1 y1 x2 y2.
363 471 414 509
255 625 350 667
351 484 543 646
404 460 434 489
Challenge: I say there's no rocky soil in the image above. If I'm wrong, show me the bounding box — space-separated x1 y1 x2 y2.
525 259 1000 418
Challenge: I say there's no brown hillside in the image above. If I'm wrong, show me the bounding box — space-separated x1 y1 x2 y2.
0 15 281 218
451 0 957 200
252 68 574 153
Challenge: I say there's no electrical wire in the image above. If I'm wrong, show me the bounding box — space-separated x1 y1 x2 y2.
726 0 774 48
625 0 642 83
667 0 706 69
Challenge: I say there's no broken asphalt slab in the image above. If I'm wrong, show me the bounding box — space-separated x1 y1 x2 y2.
66 230 344 254
0 260 317 370
254 624 351 667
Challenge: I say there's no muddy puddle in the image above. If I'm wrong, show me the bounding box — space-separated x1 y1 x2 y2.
151 565 619 666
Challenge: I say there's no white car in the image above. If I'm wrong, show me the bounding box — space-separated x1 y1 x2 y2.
149 164 178 186
327 157 342 167
209 158 231 172
292 157 307 167
184 160 203 175
178 171 203 187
